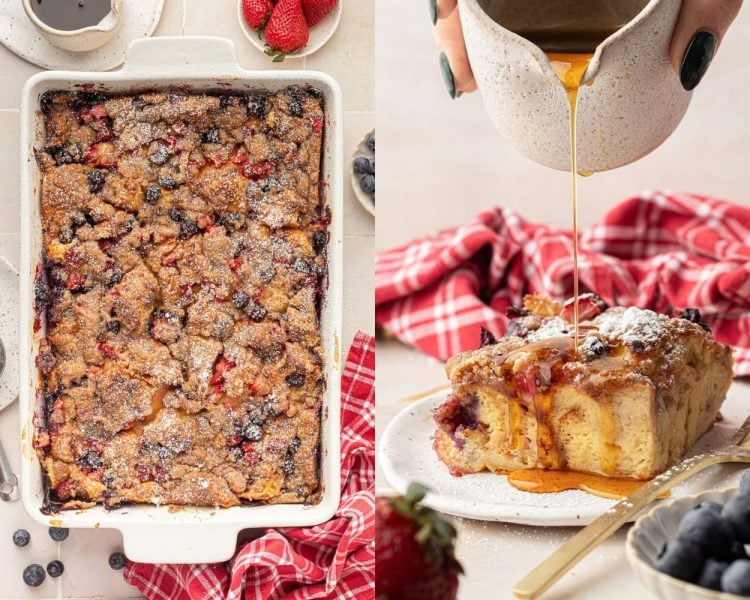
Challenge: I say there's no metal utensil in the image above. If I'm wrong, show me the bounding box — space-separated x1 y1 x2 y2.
0 338 19 502
513 414 750 599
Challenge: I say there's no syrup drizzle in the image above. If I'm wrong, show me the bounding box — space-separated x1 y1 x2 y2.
547 52 594 347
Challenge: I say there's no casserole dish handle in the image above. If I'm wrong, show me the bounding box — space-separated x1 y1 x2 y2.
121 523 243 564
121 36 245 78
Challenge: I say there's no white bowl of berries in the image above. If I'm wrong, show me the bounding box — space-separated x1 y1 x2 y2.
238 0 342 61
627 475 750 599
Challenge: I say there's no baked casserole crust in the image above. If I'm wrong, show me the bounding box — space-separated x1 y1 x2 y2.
33 88 328 510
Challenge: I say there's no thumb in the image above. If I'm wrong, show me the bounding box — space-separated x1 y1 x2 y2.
669 0 742 89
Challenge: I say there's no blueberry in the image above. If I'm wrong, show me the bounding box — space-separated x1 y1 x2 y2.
54 148 74 165
232 291 249 309
724 494 750 543
145 185 161 204
698 558 728 591
352 156 371 175
366 132 375 151
46 560 64 578
654 539 703 582
48 527 69 542
678 506 735 556
360 174 375 195
108 551 127 570
80 450 102 470
149 146 169 165
479 326 497 348
58 228 74 244
12 529 30 547
106 268 123 287
246 93 268 119
288 91 303 117
312 231 327 253
132 96 147 110
87 169 105 194
22 564 45 587
740 470 750 496
696 500 724 514
178 219 199 240
248 305 267 322
679 307 711 332
167 207 182 222
159 175 178 190
285 372 305 388
34 279 50 307
722 559 750 595
242 423 263 442
201 127 221 144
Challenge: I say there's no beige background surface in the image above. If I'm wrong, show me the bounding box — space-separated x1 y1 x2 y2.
376 2 750 600
376 0 750 251
0 0 373 597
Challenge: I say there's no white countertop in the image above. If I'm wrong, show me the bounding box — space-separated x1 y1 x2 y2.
376 338 750 600
0 0 374 597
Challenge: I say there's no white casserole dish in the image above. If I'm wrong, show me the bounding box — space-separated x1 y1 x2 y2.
19 36 343 564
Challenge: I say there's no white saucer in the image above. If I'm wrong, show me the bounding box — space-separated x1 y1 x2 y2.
0 256 18 411
379 382 750 526
0 0 167 71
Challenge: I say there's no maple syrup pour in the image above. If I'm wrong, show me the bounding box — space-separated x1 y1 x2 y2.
31 0 112 31
547 52 594 351
507 469 670 500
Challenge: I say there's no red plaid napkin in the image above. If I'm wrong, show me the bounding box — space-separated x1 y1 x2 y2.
124 332 375 600
376 192 750 376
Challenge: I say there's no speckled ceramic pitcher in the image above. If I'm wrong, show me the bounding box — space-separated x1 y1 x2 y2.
458 0 690 172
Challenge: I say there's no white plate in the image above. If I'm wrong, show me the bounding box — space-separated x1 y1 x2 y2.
379 382 750 526
0 256 18 411
0 0 166 71
350 129 375 217
237 0 342 60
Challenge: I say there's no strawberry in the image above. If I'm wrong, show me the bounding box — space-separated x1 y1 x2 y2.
376 483 462 600
301 0 337 26
559 292 608 323
242 0 272 29
264 0 309 61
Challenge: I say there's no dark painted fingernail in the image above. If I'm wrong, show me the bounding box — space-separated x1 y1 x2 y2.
429 0 438 25
440 52 461 99
680 30 718 91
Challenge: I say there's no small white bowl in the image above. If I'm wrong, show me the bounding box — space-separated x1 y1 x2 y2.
350 129 375 217
626 487 747 600
21 0 122 52
237 0 342 60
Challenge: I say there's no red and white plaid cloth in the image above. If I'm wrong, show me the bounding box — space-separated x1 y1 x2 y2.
124 332 375 600
376 192 750 376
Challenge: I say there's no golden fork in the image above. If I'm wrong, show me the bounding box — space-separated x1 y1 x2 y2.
513 414 750 599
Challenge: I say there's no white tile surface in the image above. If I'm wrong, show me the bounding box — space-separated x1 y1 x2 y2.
376 0 750 250
0 0 373 597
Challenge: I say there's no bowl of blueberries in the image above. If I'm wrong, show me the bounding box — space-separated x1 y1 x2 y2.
351 129 375 216
627 470 750 599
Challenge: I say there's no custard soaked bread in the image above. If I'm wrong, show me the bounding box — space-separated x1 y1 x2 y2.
433 295 733 480
34 88 328 510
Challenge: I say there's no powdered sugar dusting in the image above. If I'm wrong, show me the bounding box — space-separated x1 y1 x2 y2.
526 317 571 341
596 307 669 347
